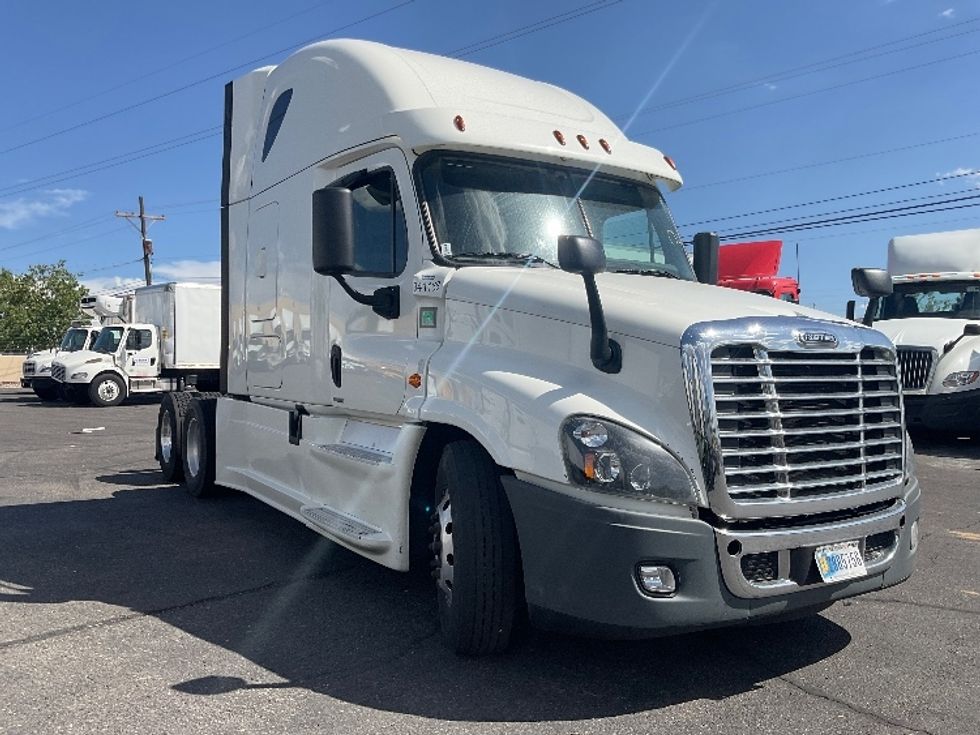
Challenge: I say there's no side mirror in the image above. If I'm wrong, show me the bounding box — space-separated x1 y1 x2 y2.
557 235 620 374
851 267 892 298
312 186 355 276
845 300 856 321
558 235 606 275
692 231 719 285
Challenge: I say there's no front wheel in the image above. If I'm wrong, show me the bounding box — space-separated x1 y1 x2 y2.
88 373 126 407
431 440 521 655
32 383 60 401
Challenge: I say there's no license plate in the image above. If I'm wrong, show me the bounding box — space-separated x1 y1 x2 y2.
814 541 867 583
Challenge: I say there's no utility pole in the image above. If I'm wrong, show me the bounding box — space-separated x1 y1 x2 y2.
115 196 165 286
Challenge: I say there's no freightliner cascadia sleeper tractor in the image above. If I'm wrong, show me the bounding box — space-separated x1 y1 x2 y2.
159 40 920 654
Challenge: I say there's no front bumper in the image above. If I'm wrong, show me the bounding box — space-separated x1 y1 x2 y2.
21 375 54 389
905 389 980 433
502 476 919 638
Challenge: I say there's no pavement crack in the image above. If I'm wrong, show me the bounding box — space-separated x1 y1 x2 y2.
0 567 354 652
775 673 938 735
861 596 980 616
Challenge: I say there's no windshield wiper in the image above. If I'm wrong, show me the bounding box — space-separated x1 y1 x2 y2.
452 252 557 267
611 267 681 280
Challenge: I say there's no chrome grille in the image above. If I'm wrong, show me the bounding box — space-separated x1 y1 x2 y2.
710 346 904 504
896 347 934 392
23 361 35 376
51 364 66 382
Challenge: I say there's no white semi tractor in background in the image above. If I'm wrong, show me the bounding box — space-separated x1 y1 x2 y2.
52 282 220 407
20 294 128 401
159 39 920 655
851 228 980 437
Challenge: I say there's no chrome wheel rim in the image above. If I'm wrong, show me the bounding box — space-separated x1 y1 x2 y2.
159 416 173 463
433 488 454 605
186 416 201 478
98 379 119 403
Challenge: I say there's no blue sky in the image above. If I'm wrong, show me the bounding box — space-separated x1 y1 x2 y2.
1 0 978 314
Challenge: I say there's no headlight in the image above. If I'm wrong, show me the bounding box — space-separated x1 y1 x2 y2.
70 372 88 380
942 371 979 388
561 416 703 506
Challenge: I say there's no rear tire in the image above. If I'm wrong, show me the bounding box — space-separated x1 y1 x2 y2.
181 396 218 498
156 392 194 482
32 383 60 401
88 373 126 407
432 440 520 655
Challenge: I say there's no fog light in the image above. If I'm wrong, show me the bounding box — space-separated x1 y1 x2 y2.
637 564 676 596
910 519 920 552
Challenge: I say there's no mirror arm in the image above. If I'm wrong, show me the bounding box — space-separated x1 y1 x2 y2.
333 275 400 320
862 297 878 327
582 274 622 373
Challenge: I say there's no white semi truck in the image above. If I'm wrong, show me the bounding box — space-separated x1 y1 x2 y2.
52 282 220 407
160 39 920 654
20 294 128 401
850 228 980 436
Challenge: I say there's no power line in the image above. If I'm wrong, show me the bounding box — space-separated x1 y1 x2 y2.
628 16 980 118
0 225 131 264
80 258 144 276
0 215 114 254
0 1 339 134
678 170 980 228
710 195 980 242
448 0 621 57
635 46 980 137
678 130 980 192
0 1 416 157
0 127 221 200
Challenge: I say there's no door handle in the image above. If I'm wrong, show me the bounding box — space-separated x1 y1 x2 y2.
330 344 342 388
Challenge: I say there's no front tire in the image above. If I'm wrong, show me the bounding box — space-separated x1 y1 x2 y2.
432 440 521 655
88 373 126 407
32 383 60 401
181 396 217 498
156 392 193 482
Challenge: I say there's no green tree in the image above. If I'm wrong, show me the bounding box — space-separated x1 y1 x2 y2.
0 262 87 353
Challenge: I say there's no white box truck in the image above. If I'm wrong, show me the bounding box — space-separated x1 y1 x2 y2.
161 39 920 654
52 282 220 407
20 294 129 401
851 228 980 436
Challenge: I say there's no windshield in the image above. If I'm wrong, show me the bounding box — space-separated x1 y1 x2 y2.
59 329 89 351
873 281 980 320
92 326 125 353
417 153 694 279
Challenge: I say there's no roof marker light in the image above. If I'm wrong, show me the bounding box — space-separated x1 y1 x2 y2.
553 129 566 145
599 138 612 154
577 134 589 150
664 155 677 170
453 115 466 132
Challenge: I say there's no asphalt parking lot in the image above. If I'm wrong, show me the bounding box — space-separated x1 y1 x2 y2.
0 387 978 735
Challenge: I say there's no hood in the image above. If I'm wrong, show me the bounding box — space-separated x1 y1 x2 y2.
54 350 114 370
445 267 843 348
26 348 57 363
871 318 976 349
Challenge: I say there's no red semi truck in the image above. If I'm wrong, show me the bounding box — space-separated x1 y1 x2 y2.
717 240 800 302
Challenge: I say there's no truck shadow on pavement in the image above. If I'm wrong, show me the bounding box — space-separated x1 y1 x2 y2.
911 431 980 461
0 478 852 722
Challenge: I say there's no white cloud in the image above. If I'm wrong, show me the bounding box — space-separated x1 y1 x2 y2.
940 8 955 18
937 167 980 187
0 188 89 230
154 259 221 283
79 275 144 297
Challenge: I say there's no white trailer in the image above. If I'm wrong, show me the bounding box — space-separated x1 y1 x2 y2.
163 39 919 654
52 282 220 408
854 228 980 435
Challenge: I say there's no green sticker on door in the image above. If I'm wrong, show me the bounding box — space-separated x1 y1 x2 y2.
419 306 438 329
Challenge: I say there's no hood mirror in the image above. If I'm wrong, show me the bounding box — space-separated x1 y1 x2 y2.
558 235 621 374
